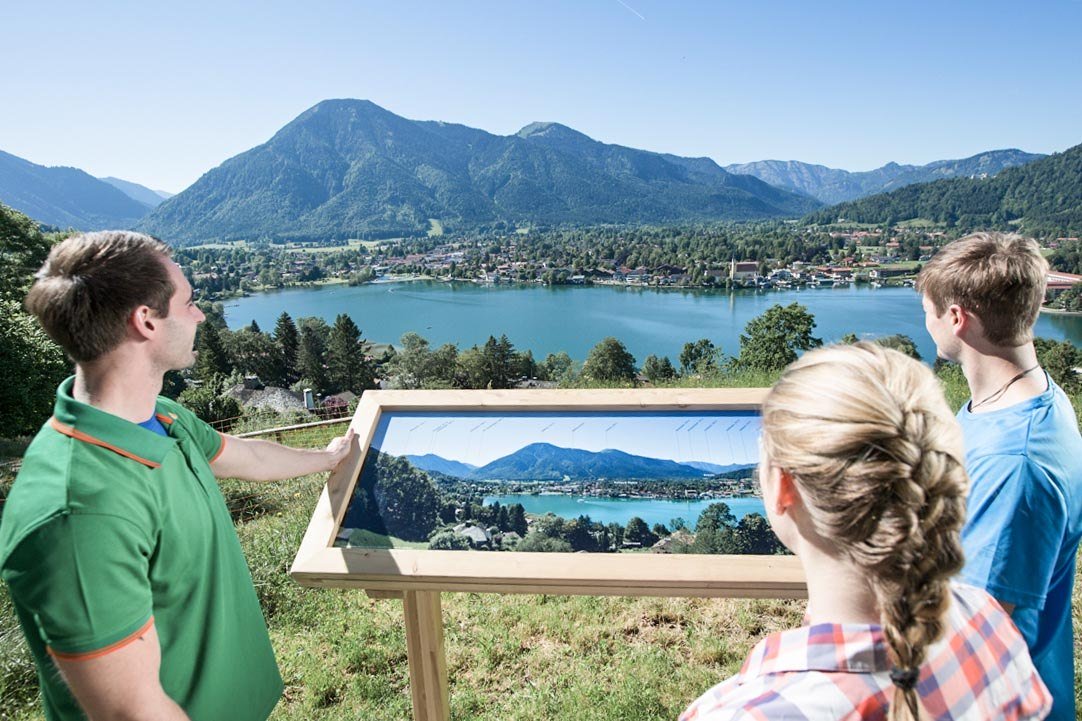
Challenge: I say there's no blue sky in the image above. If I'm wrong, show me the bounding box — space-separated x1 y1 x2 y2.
4 1 1080 192
372 411 762 467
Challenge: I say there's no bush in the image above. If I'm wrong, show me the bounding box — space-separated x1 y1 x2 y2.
428 530 470 550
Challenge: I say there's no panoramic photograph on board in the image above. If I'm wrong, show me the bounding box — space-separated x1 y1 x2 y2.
336 410 783 554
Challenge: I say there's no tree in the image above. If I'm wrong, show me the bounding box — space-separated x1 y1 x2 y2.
508 504 528 536
273 312 300 384
516 534 573 553
642 354 677 383
696 502 736 533
0 300 70 437
344 451 441 542
679 339 721 375
691 502 740 554
564 515 599 552
624 516 658 547
427 530 470 550
193 323 232 381
736 513 785 554
177 376 242 430
734 303 822 372
478 335 515 389
222 328 282 383
581 337 636 383
540 351 574 383
388 332 450 389
1034 338 1082 394
0 206 70 437
875 334 921 361
297 325 329 394
1049 284 1082 312
326 313 374 393
0 204 53 304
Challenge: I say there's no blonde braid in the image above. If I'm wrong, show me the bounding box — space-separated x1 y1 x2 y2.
761 343 968 721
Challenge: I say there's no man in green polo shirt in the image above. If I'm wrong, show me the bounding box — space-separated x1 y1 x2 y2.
0 231 355 721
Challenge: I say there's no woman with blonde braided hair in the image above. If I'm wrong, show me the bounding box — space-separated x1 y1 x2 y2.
681 343 1050 721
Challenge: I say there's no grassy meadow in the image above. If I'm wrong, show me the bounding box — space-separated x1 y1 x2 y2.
2 370 1081 720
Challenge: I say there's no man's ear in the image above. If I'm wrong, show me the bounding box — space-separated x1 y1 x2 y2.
947 303 972 337
130 305 158 341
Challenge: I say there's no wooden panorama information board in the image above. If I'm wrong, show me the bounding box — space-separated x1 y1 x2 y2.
290 389 807 721
290 389 805 598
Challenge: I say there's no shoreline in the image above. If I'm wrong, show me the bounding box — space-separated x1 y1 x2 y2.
1040 306 1082 316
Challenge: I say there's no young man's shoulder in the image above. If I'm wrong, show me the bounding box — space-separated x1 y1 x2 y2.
959 380 1082 462
0 418 163 570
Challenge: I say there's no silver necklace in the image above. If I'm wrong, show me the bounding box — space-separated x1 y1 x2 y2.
970 365 1040 410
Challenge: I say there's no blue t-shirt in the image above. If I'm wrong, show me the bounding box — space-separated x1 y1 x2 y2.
956 374 1082 721
138 414 169 437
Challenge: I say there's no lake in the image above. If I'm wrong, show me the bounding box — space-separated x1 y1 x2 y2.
482 493 766 530
224 281 1082 363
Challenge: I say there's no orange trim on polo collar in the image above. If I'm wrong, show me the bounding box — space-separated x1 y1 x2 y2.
50 418 162 469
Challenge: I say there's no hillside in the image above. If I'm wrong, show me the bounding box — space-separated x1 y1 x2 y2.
0 150 153 230
804 143 1082 235
99 176 172 207
138 99 820 244
726 149 1044 205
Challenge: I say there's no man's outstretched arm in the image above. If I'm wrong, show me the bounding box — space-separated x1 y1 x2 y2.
210 428 356 481
54 622 189 721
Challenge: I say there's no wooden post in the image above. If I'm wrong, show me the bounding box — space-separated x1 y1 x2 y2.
402 590 449 721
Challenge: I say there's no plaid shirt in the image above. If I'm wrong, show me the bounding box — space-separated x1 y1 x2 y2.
680 583 1050 721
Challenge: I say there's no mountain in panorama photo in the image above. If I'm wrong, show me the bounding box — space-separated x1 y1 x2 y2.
726 149 1045 205
99 176 174 207
0 150 154 230
138 99 821 244
404 454 478 478
453 442 738 481
805 143 1082 235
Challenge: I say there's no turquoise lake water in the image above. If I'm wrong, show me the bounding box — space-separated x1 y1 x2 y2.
224 281 1082 363
481 494 766 530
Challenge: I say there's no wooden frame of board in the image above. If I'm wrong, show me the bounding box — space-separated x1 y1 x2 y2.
289 389 807 721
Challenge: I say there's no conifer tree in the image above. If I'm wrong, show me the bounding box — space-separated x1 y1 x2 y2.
326 313 373 393
297 325 328 394
193 323 231 381
273 311 299 384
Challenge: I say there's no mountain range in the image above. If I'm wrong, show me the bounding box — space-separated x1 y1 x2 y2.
405 454 478 478
0 150 156 230
725 149 1044 205
401 443 754 481
137 99 821 244
99 177 172 207
0 99 1063 239
806 142 1082 234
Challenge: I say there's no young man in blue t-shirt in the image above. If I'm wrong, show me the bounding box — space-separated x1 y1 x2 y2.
917 232 1082 721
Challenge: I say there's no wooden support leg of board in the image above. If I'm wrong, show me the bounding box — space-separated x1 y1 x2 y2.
403 590 449 721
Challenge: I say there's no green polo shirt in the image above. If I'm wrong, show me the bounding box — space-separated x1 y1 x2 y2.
0 378 283 721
